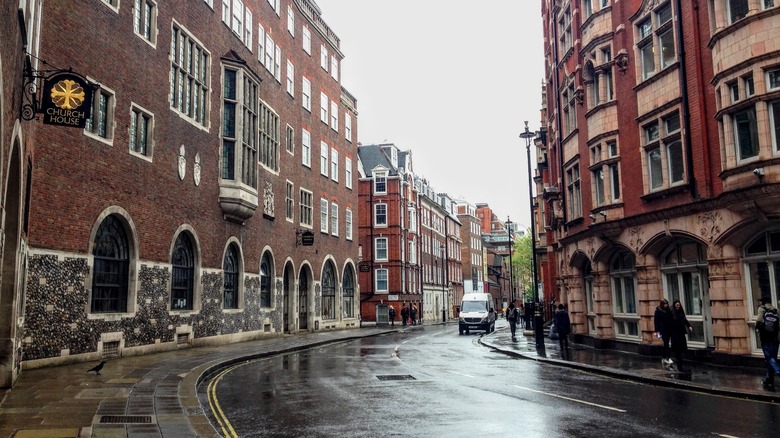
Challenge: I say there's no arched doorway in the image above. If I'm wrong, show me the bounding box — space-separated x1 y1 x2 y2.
298 265 311 330
661 239 711 347
283 262 294 332
1 139 24 388
342 265 355 319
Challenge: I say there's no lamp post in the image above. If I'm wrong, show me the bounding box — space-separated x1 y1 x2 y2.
506 217 515 305
440 244 447 323
520 121 545 353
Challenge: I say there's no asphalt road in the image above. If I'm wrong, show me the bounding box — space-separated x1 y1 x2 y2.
199 324 780 438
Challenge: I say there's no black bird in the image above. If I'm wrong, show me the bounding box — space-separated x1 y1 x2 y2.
87 361 107 375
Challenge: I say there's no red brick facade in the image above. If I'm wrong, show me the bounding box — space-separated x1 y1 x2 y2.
8 0 360 373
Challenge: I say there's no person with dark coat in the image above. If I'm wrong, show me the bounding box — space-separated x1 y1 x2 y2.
388 305 396 326
670 299 693 373
410 305 418 325
553 304 571 349
654 298 674 370
506 301 519 341
756 296 780 387
400 304 408 326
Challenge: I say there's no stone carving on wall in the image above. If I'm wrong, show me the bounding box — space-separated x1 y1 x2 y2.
194 153 201 186
698 211 722 243
586 236 596 261
263 181 274 217
178 145 186 181
628 226 644 254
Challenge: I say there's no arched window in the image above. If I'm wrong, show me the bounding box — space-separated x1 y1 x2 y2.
171 233 195 310
322 263 336 319
92 215 130 313
343 265 355 318
610 250 638 338
223 244 240 309
260 252 272 308
744 231 780 316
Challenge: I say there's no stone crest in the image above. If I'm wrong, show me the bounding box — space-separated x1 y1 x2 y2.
178 145 186 181
263 181 274 217
194 153 201 186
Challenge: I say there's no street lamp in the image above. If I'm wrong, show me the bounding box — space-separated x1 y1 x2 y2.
440 244 447 323
506 217 514 305
520 121 545 353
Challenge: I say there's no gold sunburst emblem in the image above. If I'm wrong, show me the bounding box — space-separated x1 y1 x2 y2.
50 79 85 110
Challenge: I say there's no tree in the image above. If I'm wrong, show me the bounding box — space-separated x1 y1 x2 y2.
510 228 534 303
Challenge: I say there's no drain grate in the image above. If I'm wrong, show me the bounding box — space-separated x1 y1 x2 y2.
99 415 153 424
376 375 416 381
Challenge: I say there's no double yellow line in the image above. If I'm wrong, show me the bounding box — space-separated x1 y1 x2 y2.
207 362 249 438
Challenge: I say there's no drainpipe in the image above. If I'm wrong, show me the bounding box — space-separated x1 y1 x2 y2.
551 4 567 227
675 0 697 199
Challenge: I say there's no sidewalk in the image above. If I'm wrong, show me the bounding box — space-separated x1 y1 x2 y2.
0 322 777 438
0 327 398 438
480 321 780 404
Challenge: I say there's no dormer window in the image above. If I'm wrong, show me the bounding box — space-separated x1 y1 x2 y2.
374 171 387 194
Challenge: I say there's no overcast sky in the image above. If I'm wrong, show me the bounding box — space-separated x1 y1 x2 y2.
315 0 545 228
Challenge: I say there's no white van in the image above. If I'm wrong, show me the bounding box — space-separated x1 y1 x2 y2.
458 293 496 335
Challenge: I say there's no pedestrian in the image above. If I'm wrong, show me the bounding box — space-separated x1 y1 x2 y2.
756 296 780 388
506 301 519 341
654 298 673 370
411 305 417 325
553 304 571 350
401 304 408 326
670 299 693 373
388 305 396 326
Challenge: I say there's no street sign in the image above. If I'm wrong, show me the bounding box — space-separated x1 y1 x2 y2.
301 230 314 246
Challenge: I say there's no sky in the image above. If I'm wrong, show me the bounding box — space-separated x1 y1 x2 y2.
315 0 545 228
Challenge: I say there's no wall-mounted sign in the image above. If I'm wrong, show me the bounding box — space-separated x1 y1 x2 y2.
41 72 93 128
359 262 371 272
301 230 314 246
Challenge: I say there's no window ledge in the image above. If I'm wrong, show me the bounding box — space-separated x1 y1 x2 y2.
640 183 688 201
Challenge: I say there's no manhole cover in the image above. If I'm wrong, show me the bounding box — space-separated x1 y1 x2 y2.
376 375 416 381
98 415 154 424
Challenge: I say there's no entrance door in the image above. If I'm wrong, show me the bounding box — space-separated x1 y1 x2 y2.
665 270 713 347
298 273 308 330
283 265 291 333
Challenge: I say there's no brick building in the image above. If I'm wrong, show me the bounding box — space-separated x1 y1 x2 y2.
0 0 42 387
1 0 361 381
538 0 780 363
356 143 464 324
356 143 420 322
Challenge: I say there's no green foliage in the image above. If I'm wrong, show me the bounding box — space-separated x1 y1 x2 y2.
509 227 535 302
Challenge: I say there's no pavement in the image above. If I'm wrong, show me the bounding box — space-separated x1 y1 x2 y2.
0 320 777 437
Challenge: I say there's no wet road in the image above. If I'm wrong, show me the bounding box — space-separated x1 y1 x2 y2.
199 324 779 437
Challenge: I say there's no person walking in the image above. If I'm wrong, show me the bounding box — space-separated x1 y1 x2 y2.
670 299 693 373
400 304 408 327
654 298 674 370
506 302 519 341
388 305 396 326
756 296 780 388
553 304 571 350
411 305 418 325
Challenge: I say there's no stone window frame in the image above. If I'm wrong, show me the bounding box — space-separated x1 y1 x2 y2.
222 240 244 310
129 103 154 161
342 264 355 318
634 1 676 82
169 226 202 313
133 0 158 47
86 207 139 318
84 81 116 145
321 261 337 320
610 250 640 340
259 250 273 308
642 110 685 192
170 22 210 127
